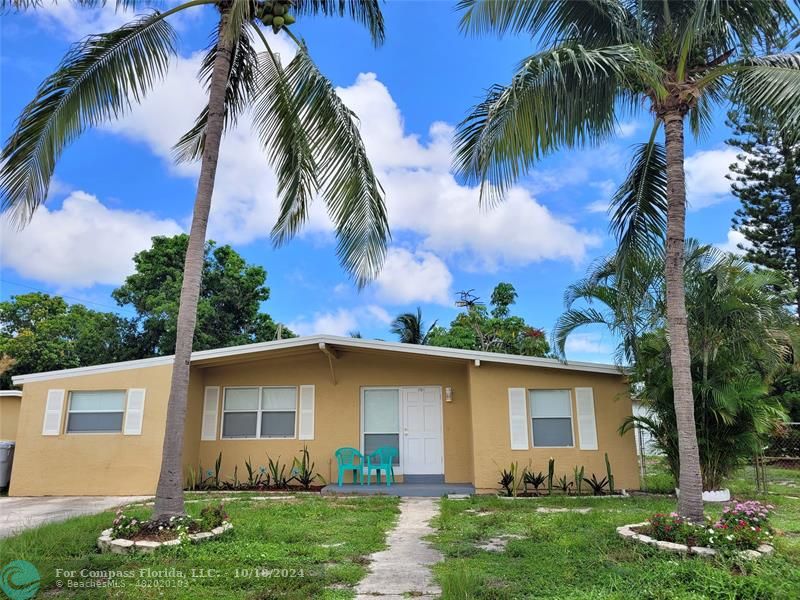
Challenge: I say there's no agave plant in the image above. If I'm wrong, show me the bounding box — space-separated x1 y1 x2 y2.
523 470 547 497
583 474 609 496
1 0 388 519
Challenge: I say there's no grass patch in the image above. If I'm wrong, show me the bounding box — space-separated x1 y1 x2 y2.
431 471 800 599
0 495 398 599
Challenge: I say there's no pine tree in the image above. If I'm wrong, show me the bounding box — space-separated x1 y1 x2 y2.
727 106 800 319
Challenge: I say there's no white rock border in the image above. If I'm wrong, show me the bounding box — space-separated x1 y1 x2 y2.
616 522 774 559
97 522 233 554
497 490 630 500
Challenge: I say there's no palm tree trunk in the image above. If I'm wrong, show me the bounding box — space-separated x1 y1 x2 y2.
153 11 233 519
663 111 704 522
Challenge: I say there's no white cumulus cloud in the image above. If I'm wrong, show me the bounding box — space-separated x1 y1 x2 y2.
685 148 738 210
288 304 391 337
564 332 613 355
1 191 182 288
102 60 601 270
373 247 453 305
716 229 751 255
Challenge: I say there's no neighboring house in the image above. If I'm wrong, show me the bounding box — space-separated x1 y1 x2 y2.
8 335 638 495
0 390 23 441
632 399 659 456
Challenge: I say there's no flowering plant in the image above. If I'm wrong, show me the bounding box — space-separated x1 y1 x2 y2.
111 509 142 539
645 513 693 543
643 501 775 552
700 500 774 551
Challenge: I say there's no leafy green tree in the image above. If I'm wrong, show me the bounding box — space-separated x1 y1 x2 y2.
455 0 800 521
390 307 437 345
0 293 139 388
1 0 389 518
427 283 550 357
113 234 292 355
727 106 800 319
557 242 792 490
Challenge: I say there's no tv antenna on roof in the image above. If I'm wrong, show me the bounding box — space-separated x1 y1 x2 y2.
455 289 484 310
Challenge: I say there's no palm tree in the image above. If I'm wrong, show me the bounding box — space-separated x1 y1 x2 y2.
455 0 800 521
390 307 437 344
557 242 793 491
1 0 389 519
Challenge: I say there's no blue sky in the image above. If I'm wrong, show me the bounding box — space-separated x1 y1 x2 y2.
0 2 745 363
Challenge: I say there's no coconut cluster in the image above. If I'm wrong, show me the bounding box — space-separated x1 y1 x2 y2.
257 1 296 33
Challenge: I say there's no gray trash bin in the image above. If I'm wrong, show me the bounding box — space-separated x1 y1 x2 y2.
0 440 15 489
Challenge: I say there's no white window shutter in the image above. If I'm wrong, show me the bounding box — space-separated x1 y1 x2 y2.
201 386 219 441
124 388 146 435
42 389 65 435
575 387 598 450
508 388 529 450
298 385 315 440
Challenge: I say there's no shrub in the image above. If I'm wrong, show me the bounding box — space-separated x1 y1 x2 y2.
199 503 229 531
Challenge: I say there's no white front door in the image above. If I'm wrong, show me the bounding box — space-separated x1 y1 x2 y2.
402 387 443 475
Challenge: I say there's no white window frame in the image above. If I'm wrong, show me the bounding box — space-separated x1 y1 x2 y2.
65 390 127 435
529 389 576 449
220 386 298 440
360 387 405 475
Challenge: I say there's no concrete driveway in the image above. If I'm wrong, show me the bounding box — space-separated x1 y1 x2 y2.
0 496 150 539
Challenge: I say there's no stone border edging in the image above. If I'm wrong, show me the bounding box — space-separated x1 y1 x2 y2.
497 490 630 500
97 522 233 554
616 522 774 559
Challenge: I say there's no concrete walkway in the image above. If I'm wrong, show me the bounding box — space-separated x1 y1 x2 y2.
0 496 150 538
355 497 442 599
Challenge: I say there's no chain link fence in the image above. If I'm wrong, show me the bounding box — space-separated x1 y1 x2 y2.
753 422 800 494
636 422 800 494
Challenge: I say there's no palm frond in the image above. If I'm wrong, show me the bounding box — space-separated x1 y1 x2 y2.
223 0 254 47
277 45 388 285
727 53 800 132
552 307 613 358
294 0 384 46
251 30 318 244
454 43 659 207
608 131 668 260
0 13 176 226
457 0 635 45
2 0 167 10
173 22 259 162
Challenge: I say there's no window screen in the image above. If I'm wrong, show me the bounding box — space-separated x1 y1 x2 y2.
363 389 400 465
221 387 296 439
66 390 126 433
529 389 573 447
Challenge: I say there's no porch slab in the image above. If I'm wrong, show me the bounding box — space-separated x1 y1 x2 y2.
321 483 475 497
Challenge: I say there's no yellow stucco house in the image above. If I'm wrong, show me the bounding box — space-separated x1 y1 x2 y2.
7 335 638 496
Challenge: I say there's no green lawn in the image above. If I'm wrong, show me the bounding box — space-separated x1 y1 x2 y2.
0 495 399 599
431 468 800 599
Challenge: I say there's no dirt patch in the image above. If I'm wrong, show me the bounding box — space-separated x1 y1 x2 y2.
478 534 525 552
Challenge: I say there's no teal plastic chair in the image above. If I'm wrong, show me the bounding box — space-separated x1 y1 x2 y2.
365 446 398 486
335 447 364 486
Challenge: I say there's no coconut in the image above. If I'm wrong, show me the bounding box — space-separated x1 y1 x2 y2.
273 16 285 27
273 4 285 16
262 14 274 25
283 13 295 24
